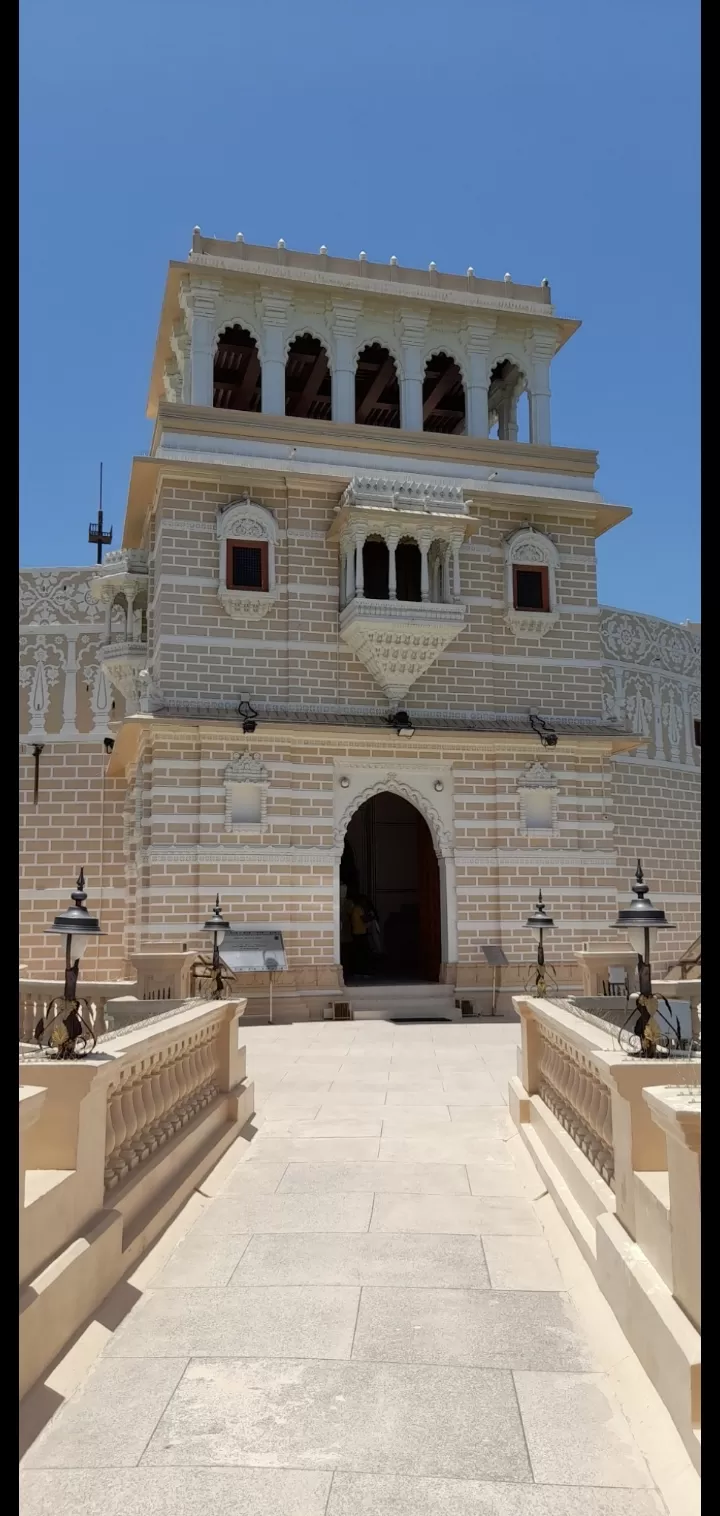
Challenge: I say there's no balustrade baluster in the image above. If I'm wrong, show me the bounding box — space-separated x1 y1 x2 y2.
117 1071 140 1174
139 1063 158 1153
174 1046 190 1124
166 1048 183 1131
130 1071 151 1159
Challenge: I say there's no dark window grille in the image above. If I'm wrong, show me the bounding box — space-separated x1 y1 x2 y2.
226 539 268 590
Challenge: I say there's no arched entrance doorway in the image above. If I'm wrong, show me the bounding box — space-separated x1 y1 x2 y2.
340 791 441 984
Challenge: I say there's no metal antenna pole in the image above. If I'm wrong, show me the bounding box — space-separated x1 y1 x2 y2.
88 462 113 564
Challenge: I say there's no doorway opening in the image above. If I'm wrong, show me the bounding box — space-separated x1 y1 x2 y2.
340 791 441 984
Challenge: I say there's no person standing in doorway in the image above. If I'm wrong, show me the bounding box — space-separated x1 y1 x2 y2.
351 896 371 977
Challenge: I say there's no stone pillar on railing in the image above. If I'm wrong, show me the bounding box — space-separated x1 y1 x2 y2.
643 1085 701 1330
19 1086 47 1210
591 1051 701 1241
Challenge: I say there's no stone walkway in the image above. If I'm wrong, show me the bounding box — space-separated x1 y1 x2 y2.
21 1020 672 1515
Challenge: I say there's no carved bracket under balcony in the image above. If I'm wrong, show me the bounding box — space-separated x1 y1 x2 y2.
339 599 466 702
99 641 160 715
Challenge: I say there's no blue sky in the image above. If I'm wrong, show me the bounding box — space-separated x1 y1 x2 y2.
20 0 699 622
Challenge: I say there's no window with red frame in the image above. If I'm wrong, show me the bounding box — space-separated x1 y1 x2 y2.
513 564 549 612
226 539 269 591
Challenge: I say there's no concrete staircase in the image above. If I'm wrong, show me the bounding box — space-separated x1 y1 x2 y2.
348 983 459 1021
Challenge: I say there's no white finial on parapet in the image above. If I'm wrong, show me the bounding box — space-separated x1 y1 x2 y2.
466 266 474 278
390 255 398 266
235 232 244 242
541 277 549 287
428 262 437 273
277 238 286 249
193 226 201 234
319 245 327 254
504 272 512 283
359 251 367 262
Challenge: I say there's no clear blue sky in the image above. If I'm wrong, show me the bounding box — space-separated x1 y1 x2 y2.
20 0 699 622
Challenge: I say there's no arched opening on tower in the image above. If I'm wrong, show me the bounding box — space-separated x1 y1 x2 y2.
355 344 400 428
423 352 466 433
340 791 441 984
213 325 261 411
488 359 528 442
285 333 332 420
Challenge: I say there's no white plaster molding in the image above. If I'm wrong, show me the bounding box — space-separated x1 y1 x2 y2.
339 474 469 519
503 526 559 640
339 598 466 701
223 750 270 833
334 774 453 857
216 497 279 620
516 760 560 837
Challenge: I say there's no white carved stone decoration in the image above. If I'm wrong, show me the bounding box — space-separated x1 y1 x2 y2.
98 642 149 714
334 776 453 857
22 639 62 737
216 498 279 620
516 761 559 835
503 527 559 639
339 475 469 517
339 599 466 701
19 570 101 627
599 609 700 767
223 751 270 832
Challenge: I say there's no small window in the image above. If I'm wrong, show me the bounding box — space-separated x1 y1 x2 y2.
513 565 549 612
227 539 268 591
694 719 701 748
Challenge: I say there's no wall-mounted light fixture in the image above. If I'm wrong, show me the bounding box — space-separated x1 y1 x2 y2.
529 712 558 748
238 699 258 735
339 776 350 789
387 710 415 739
103 737 115 755
433 780 444 792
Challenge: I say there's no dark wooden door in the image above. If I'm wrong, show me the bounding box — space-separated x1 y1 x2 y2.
416 816 441 981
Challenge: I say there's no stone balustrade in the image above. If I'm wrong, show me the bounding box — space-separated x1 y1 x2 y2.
19 980 137 1042
510 993 701 1471
536 1025 615 1184
103 1007 226 1191
19 997 253 1400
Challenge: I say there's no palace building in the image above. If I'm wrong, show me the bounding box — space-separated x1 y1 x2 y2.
19 233 700 1016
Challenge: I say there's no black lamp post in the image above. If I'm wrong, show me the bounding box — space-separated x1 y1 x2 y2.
37 868 104 1057
199 894 231 999
612 861 673 1055
525 887 556 997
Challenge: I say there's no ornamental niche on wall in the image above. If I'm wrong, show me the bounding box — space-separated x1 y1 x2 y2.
216 499 279 621
223 751 270 833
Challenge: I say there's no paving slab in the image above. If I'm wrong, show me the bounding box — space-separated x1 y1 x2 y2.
141 1357 532 1481
513 1371 655 1487
20 1467 333 1516
277 1161 470 1194
232 1232 491 1287
325 1474 666 1515
370 1194 541 1236
193 1191 373 1234
352 1287 596 1370
378 1135 516 1163
22 1358 188 1468
482 1235 564 1290
148 1232 252 1287
243 1136 381 1162
105 1286 360 1360
216 1161 288 1194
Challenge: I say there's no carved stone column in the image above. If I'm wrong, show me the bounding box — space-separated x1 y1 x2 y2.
59 634 78 737
387 533 399 600
528 328 555 445
463 319 496 438
330 301 361 423
180 283 221 407
398 315 428 432
258 292 291 415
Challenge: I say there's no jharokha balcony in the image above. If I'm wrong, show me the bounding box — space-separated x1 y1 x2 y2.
328 474 476 700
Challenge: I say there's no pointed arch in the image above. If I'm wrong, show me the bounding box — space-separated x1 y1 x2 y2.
355 343 400 428
213 324 261 411
285 332 332 420
422 350 466 434
334 778 453 858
